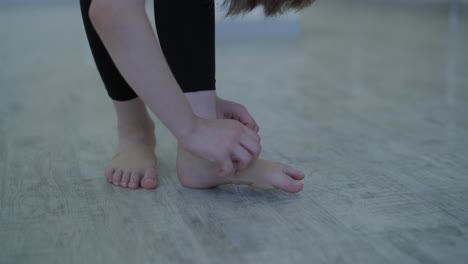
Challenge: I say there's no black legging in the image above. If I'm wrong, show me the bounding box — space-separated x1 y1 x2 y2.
80 0 216 101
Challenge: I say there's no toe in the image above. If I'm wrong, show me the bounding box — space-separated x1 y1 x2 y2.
282 166 305 180
105 168 115 183
128 172 142 189
120 171 131 188
271 172 304 193
112 170 123 186
141 168 158 189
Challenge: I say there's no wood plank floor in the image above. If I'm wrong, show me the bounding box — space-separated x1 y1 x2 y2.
1 2 467 264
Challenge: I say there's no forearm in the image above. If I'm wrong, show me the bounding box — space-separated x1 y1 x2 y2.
89 0 196 140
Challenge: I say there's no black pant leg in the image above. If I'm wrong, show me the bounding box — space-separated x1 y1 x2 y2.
80 0 138 101
154 0 216 93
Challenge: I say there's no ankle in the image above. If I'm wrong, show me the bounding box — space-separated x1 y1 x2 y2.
117 119 154 142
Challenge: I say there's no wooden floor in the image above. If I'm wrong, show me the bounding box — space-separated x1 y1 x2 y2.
1 2 468 264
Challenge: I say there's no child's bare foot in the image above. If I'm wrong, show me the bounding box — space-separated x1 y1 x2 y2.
106 131 157 189
178 91 303 193
105 98 158 189
177 146 304 193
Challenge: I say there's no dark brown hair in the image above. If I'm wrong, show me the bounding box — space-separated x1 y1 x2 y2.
222 0 315 16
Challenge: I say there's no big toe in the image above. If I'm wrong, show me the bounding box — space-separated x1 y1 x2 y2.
140 168 158 189
271 172 304 193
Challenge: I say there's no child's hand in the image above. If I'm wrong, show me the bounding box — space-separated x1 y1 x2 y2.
179 117 261 177
216 97 260 133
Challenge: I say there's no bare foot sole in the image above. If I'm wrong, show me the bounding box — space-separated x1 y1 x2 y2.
105 133 158 190
177 146 304 193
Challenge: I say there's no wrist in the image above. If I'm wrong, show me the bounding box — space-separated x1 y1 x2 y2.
176 113 199 147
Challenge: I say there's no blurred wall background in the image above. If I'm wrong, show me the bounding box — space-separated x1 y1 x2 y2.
1 0 466 39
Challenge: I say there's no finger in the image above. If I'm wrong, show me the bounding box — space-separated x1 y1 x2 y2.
242 124 261 142
231 145 253 170
217 158 234 178
236 108 258 132
240 133 262 160
252 123 260 133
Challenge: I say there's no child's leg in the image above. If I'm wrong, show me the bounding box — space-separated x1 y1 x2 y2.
177 91 304 193
80 0 157 189
105 98 158 189
80 0 138 101
80 0 216 189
